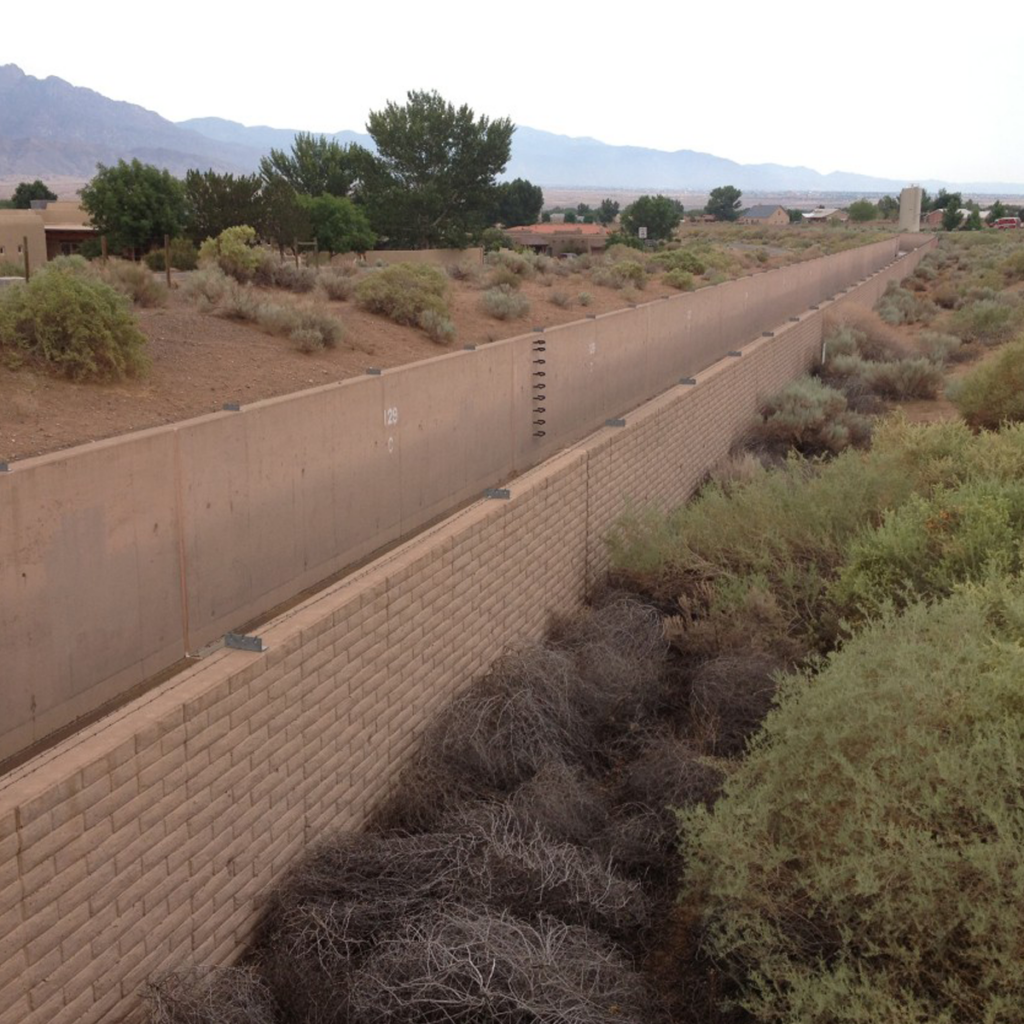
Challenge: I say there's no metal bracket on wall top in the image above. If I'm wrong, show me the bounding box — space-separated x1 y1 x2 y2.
789 316 801 322
727 350 743 357
679 377 697 386
762 331 775 337
223 402 241 412
0 462 8 473
484 488 511 500
605 418 626 428
365 367 382 376
225 632 266 653
462 344 477 351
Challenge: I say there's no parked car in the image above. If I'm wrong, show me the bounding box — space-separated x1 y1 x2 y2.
993 217 1021 230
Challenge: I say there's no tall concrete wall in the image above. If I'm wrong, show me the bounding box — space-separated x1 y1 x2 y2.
0 237 935 1024
0 235 932 765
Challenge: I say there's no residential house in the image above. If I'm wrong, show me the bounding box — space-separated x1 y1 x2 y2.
738 205 789 226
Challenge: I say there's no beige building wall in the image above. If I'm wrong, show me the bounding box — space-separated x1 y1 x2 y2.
0 236 933 765
0 211 45 270
0 236 936 1024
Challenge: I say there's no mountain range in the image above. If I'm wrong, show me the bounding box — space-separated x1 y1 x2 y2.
2 63 1022 195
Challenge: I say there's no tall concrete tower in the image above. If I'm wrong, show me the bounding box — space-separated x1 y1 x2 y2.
899 186 923 232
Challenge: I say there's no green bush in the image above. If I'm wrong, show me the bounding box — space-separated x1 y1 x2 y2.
1002 248 1024 281
592 260 646 290
662 268 695 291
317 270 356 301
950 298 1021 345
875 281 935 324
198 225 263 282
480 285 529 320
549 290 573 309
919 329 963 363
182 266 229 309
354 263 450 326
950 337 1024 428
253 256 318 293
681 579 1024 1023
577 291 593 307
0 259 25 277
860 356 943 399
0 262 147 380
652 249 706 275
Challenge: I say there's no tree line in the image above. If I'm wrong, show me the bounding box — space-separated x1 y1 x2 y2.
75 90 547 259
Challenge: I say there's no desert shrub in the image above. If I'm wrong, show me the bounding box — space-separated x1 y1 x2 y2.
592 260 646 290
144 967 276 1024
317 269 356 301
181 266 229 308
252 302 298 336
255 257 317 293
99 259 167 307
859 356 943 399
549 290 573 308
355 263 450 325
418 308 456 344
748 377 872 457
0 259 25 277
652 249 706 275
950 297 1021 344
198 225 262 282
1000 247 1024 281
0 262 147 380
577 291 593 306
930 281 960 309
828 309 909 362
875 280 935 324
217 282 262 322
289 309 344 350
487 264 523 290
447 259 482 284
681 581 1024 1023
662 268 695 291
919 329 963 363
481 284 529 320
143 238 198 272
485 249 536 279
608 418 980 658
950 337 1024 428
831 476 1024 623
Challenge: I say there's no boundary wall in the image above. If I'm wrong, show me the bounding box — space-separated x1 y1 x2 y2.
0 237 935 1023
0 235 929 763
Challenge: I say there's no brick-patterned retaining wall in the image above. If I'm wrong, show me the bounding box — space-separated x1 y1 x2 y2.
0 237 934 1023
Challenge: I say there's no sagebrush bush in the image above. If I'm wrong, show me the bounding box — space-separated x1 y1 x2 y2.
252 256 317 293
0 263 147 380
875 280 935 324
181 266 229 308
578 291 593 306
950 336 1024 428
592 260 646 290
99 259 167 308
824 307 908 361
486 249 537 279
419 308 456 344
950 297 1021 344
316 268 355 301
653 249 706 275
487 264 523 290
355 263 450 325
198 225 263 282
681 579 1024 1023
0 259 25 277
859 356 943 399
748 377 872 457
919 329 963 363
481 284 530 320
549 290 573 308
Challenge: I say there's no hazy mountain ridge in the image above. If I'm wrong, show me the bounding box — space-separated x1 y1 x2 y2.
2 64 1022 194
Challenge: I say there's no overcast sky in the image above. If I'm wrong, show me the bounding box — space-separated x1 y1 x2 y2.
6 0 1021 184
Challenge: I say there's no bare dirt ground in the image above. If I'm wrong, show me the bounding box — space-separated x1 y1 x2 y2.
0 268 684 463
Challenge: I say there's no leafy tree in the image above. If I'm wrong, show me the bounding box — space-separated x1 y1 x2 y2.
576 203 591 217
183 170 263 243
877 195 899 220
259 132 363 198
929 188 962 213
258 179 311 257
299 194 376 256
563 210 578 224
359 90 514 248
620 194 683 241
79 159 185 258
493 178 543 227
541 211 552 223
964 209 983 231
705 185 743 222
787 208 804 223
988 199 1007 222
12 180 58 208
942 200 964 232
847 199 877 222
597 199 620 225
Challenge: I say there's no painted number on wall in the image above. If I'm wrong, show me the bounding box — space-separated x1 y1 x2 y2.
384 406 399 427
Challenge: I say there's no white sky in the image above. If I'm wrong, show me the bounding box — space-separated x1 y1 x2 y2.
6 0 1021 184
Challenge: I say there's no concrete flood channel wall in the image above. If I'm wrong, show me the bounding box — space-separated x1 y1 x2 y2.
0 236 935 1023
2 235 918 765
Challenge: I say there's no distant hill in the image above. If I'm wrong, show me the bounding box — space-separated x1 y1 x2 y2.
3 63 1023 194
